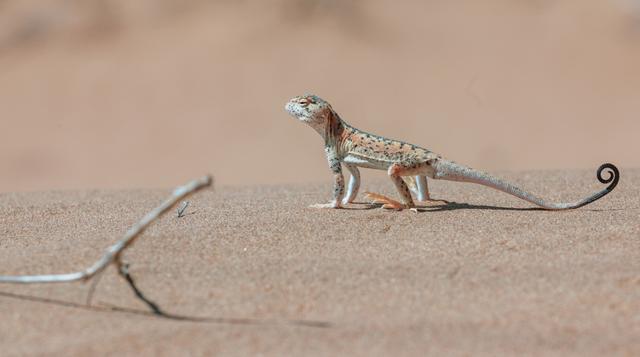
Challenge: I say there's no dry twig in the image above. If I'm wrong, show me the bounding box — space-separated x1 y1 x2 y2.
0 175 213 315
176 201 190 218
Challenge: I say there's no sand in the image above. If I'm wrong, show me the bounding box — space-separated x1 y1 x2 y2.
0 169 638 356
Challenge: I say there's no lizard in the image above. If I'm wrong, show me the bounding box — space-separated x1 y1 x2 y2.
284 94 619 210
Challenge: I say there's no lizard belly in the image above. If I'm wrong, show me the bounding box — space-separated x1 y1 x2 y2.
343 154 390 170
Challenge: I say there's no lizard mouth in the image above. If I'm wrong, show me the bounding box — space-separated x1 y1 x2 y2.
285 102 310 121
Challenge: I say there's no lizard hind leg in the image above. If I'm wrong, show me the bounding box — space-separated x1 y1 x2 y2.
363 175 411 210
415 175 429 201
363 192 405 210
389 174 416 209
373 162 426 210
364 162 432 210
414 175 449 205
403 175 419 198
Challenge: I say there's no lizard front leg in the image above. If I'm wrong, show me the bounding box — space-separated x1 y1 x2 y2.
342 164 361 205
310 147 345 209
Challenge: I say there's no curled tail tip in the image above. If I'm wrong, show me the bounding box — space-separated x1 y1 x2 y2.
596 163 619 191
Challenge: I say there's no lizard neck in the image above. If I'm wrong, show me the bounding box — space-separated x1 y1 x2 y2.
314 110 348 148
308 120 328 137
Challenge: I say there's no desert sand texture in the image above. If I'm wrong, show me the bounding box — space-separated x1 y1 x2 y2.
1 0 640 192
0 169 639 356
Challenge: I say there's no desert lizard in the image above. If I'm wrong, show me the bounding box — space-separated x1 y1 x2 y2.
285 94 619 210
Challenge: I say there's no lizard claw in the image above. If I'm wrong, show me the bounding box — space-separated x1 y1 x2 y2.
309 201 342 209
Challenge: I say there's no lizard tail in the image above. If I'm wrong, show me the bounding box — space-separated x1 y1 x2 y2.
430 159 619 210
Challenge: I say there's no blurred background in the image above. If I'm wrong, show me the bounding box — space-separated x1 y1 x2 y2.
0 0 639 192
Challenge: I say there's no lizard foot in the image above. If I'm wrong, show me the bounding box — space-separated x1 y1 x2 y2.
341 197 356 206
309 202 342 209
363 192 406 211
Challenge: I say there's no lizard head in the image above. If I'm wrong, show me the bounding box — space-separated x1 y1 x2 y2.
285 94 334 131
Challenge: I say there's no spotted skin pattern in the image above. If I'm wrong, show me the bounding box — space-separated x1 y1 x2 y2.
285 94 619 210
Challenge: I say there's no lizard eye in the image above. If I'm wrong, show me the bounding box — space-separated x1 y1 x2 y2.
298 98 310 107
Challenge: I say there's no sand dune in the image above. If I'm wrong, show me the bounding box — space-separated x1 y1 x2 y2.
0 169 638 355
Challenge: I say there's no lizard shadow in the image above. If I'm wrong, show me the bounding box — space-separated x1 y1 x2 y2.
419 201 543 212
349 199 543 212
0 290 331 328
347 201 543 212
346 201 624 213
415 201 625 213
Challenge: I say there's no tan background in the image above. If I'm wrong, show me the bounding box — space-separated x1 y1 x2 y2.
1 0 639 192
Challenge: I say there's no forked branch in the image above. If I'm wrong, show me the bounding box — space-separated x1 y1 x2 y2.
0 175 213 314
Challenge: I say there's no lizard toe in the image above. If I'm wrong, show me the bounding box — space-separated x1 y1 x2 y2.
309 202 342 209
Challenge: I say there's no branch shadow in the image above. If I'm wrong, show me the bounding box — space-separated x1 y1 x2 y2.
0 290 332 329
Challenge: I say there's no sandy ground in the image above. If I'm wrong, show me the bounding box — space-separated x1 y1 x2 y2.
1 0 640 192
0 169 638 356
